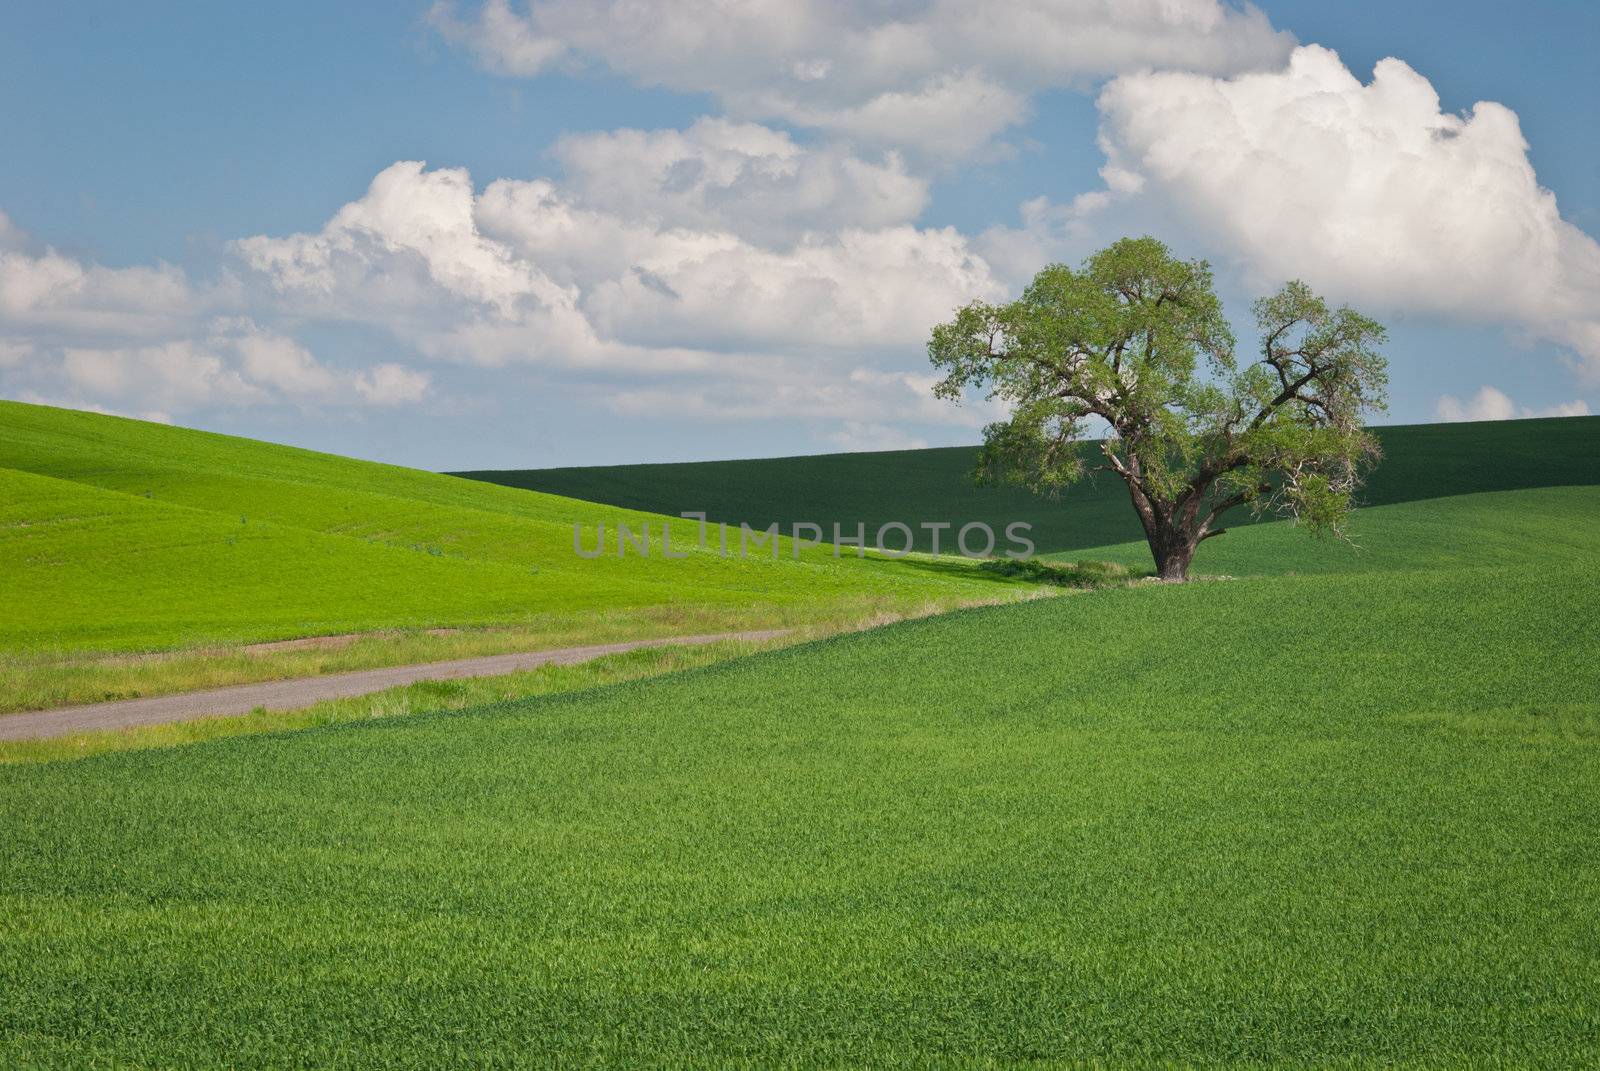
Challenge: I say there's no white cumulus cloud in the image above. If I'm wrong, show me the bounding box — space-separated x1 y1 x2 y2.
61 339 268 410
550 118 928 242
1096 45 1600 378
1435 386 1589 423
223 146 1006 445
0 245 199 338
235 156 1005 367
1 291 432 417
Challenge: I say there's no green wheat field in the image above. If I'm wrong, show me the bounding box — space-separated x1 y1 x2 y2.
2 400 1598 1067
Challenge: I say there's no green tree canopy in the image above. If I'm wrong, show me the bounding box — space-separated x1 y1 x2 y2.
930 237 1389 580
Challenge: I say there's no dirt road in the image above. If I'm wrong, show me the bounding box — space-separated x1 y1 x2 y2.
0 630 789 741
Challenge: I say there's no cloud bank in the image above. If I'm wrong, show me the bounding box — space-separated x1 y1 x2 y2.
5 8 1597 453
0 211 432 418
429 0 1293 158
228 151 1005 432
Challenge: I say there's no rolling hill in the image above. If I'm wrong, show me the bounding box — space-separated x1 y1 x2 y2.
5 404 1599 1063
0 400 1023 657
4 449 1598 1065
458 415 1600 560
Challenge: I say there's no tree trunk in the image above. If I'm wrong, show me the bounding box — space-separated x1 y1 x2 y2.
1117 470 1201 581
1151 530 1197 582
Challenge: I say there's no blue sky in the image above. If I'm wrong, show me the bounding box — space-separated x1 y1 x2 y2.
2 2 1597 469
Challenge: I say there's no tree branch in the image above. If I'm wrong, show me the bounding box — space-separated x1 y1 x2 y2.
1248 364 1324 430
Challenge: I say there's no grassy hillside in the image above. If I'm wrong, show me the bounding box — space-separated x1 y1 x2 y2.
4 481 1598 1066
0 401 1035 714
460 415 1600 557
0 400 1022 656
1064 483 1600 576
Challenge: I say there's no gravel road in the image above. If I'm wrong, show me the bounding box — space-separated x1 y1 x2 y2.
0 630 790 741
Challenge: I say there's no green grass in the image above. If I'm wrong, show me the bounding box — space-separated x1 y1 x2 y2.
5 406 1600 1065
1068 484 1600 577
978 556 1134 588
0 399 1022 653
459 414 1600 558
0 400 1034 708
3 470 1599 1065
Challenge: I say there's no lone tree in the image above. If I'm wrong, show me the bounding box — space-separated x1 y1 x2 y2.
930 237 1388 581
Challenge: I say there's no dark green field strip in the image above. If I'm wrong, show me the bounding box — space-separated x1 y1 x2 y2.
457 415 1600 556
4 562 1598 1067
